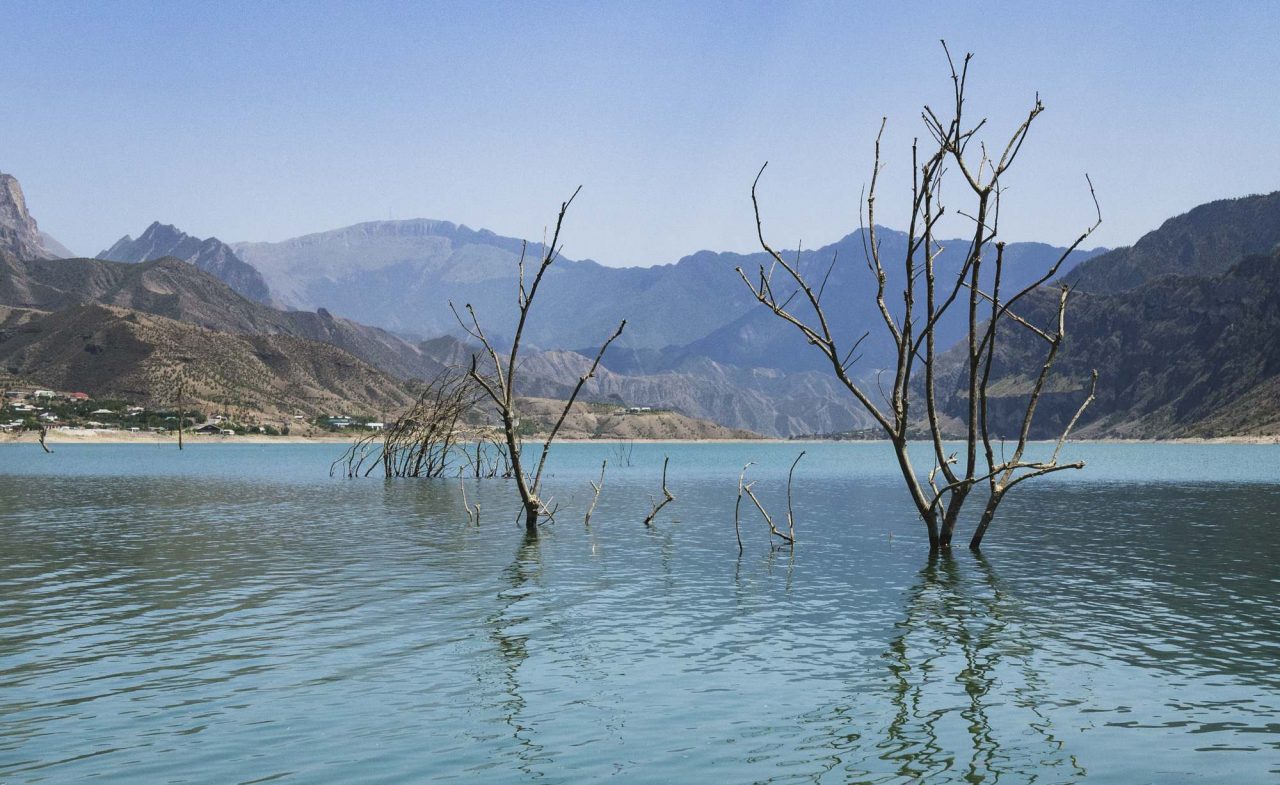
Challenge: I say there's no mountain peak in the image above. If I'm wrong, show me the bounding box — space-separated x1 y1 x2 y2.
142 220 180 236
99 222 273 304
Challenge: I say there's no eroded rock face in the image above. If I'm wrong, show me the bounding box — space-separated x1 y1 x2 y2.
0 173 51 261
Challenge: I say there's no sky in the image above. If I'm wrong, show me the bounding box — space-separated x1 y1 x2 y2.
3 1 1279 265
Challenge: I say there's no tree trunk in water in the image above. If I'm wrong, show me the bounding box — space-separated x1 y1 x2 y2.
890 439 939 549
938 490 969 549
523 504 539 535
969 491 1003 550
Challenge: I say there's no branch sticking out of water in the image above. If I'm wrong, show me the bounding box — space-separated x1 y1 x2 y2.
585 459 607 526
736 453 804 548
643 456 675 526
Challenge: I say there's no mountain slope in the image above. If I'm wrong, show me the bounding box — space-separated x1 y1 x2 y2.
100 222 272 303
0 251 450 382
951 250 1280 439
0 303 414 416
1066 191 1280 293
666 233 1102 375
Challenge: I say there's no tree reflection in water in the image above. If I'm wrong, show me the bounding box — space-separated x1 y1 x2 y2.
804 553 1087 784
485 530 547 778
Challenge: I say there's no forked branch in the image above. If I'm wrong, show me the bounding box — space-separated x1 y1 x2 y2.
642 455 675 526
584 459 607 526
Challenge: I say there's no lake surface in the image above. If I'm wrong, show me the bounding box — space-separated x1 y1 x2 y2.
2 441 1279 783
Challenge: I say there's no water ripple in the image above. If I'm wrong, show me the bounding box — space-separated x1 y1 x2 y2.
1 443 1279 782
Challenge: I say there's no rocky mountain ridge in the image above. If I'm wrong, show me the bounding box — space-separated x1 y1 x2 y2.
9 167 1280 438
232 219 1104 363
100 221 273 303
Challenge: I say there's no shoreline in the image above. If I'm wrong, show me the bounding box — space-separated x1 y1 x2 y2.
2 432 1277 446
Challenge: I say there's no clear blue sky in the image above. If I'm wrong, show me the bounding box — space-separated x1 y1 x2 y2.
4 1 1279 264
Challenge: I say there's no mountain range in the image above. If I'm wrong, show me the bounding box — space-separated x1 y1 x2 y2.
230 219 1102 369
4 168 1279 439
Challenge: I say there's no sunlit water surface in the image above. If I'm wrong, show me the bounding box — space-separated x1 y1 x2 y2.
2 441 1279 783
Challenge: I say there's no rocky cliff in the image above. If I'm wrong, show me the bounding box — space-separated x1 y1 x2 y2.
0 173 53 261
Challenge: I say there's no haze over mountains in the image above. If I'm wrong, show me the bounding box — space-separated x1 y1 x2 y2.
100 222 272 304
3 167 1279 439
230 219 1103 370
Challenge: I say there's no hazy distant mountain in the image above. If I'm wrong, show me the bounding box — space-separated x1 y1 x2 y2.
233 219 758 350
10 165 1278 437
662 233 1104 375
234 219 1103 366
1066 191 1280 293
37 231 75 259
100 222 272 304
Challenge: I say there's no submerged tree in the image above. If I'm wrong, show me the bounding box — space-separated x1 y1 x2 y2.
175 374 187 450
452 188 626 534
331 368 487 479
739 45 1099 551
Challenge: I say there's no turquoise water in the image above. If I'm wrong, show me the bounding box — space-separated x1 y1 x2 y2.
1 441 1278 783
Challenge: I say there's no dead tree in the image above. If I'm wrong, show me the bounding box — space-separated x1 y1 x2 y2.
464 429 513 479
460 478 480 525
584 459 607 526
331 369 481 479
739 45 1099 551
176 376 186 451
642 455 675 526
735 454 803 549
452 188 626 533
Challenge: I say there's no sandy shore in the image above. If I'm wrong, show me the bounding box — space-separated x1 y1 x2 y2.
1 430 357 445
2 431 1276 446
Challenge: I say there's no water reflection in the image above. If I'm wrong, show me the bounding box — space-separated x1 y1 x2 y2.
798 553 1088 784
880 554 1085 783
485 531 546 778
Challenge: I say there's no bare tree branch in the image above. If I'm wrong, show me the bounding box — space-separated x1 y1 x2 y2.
642 455 675 526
